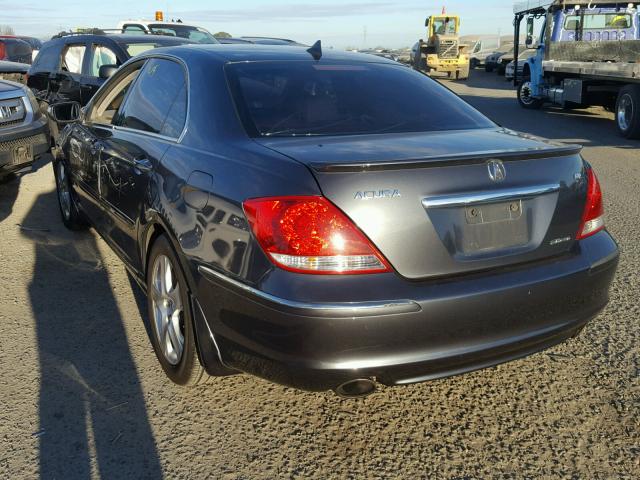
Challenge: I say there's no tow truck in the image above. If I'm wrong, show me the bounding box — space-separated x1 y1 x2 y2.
513 0 640 138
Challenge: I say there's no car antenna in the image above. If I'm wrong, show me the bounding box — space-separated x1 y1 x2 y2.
307 40 322 60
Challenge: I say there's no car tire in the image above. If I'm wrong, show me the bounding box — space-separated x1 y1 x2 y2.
53 159 87 230
146 234 205 387
615 85 640 139
470 58 479 69
517 76 543 110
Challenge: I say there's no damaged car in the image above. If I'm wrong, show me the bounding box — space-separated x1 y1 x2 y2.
50 44 618 397
0 79 49 179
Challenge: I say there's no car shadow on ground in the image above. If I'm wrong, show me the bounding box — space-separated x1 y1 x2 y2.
0 155 50 224
20 188 162 478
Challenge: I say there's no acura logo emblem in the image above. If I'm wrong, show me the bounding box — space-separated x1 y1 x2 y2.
487 159 506 182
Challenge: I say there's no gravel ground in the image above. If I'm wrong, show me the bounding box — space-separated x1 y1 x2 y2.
0 71 638 479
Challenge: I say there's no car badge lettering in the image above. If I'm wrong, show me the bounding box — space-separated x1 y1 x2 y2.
354 189 401 200
487 159 506 182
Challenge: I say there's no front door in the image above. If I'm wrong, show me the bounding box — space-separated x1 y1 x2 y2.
99 57 188 271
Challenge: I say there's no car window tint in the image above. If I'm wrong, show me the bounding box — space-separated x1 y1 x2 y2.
226 61 494 137
90 45 118 77
116 58 187 137
90 68 141 125
123 24 146 35
61 44 86 74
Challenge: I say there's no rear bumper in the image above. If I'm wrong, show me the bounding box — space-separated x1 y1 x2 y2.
194 231 618 392
0 117 49 176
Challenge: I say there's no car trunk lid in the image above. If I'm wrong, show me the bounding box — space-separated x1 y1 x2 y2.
255 128 587 279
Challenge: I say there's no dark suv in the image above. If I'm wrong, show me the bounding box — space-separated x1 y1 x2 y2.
27 34 195 105
0 38 32 64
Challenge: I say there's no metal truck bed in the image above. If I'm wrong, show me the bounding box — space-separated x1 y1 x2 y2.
543 60 640 82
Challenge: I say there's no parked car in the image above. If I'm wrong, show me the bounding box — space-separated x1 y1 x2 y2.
0 37 33 64
0 60 29 84
117 20 220 44
28 33 195 146
50 45 618 397
0 79 49 179
359 48 400 62
0 36 43 62
505 49 537 81
240 36 306 46
484 45 513 72
496 45 527 75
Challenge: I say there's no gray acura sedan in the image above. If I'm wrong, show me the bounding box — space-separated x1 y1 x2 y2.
50 43 618 397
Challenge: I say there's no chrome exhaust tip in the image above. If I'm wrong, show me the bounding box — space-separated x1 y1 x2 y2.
334 378 376 398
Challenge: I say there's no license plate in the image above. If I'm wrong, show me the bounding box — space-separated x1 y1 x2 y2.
465 200 522 225
12 144 32 165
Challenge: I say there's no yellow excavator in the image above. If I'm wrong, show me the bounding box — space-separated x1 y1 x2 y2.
413 14 470 80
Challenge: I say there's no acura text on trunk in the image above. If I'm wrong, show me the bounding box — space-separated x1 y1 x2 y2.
49 44 618 397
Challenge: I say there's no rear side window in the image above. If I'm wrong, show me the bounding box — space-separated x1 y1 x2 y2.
89 44 119 77
123 24 146 35
226 61 494 137
61 44 86 74
116 58 187 137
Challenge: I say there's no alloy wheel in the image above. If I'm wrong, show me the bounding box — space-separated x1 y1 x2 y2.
151 254 185 365
617 93 633 132
56 162 71 220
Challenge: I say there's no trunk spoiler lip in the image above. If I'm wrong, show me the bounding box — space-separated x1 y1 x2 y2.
309 144 582 173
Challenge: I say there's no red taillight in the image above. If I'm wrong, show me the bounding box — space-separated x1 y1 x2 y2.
576 167 605 240
243 196 391 274
0 44 6 60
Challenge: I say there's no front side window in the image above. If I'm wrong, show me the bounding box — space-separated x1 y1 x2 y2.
564 13 632 30
89 66 141 125
116 58 187 137
61 44 86 74
90 44 119 77
226 61 494 137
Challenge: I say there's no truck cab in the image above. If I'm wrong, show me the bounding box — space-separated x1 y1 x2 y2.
551 7 639 42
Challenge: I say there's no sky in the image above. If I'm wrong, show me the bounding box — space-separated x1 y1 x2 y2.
0 0 517 49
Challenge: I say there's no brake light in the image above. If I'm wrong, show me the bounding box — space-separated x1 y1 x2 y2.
576 167 605 239
0 44 6 60
243 196 391 274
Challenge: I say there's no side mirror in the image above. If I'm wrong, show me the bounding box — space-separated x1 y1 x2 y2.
425 17 430 27
47 101 81 124
98 64 118 79
526 16 535 46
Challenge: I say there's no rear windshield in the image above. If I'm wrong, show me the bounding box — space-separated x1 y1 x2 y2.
226 61 494 137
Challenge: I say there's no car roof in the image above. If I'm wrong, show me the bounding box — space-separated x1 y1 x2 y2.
146 43 396 65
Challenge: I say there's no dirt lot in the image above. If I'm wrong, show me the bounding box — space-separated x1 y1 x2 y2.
0 70 638 479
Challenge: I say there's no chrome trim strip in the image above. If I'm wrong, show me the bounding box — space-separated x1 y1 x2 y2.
422 183 560 209
198 265 422 318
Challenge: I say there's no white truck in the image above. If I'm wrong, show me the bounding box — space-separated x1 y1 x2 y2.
116 19 219 44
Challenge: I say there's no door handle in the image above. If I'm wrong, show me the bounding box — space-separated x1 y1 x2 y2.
133 157 152 174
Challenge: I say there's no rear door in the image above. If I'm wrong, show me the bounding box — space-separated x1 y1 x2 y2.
50 42 88 103
99 57 187 269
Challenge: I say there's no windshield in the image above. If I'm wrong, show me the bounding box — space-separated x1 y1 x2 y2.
432 17 457 35
564 13 632 30
148 24 219 44
226 61 494 137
